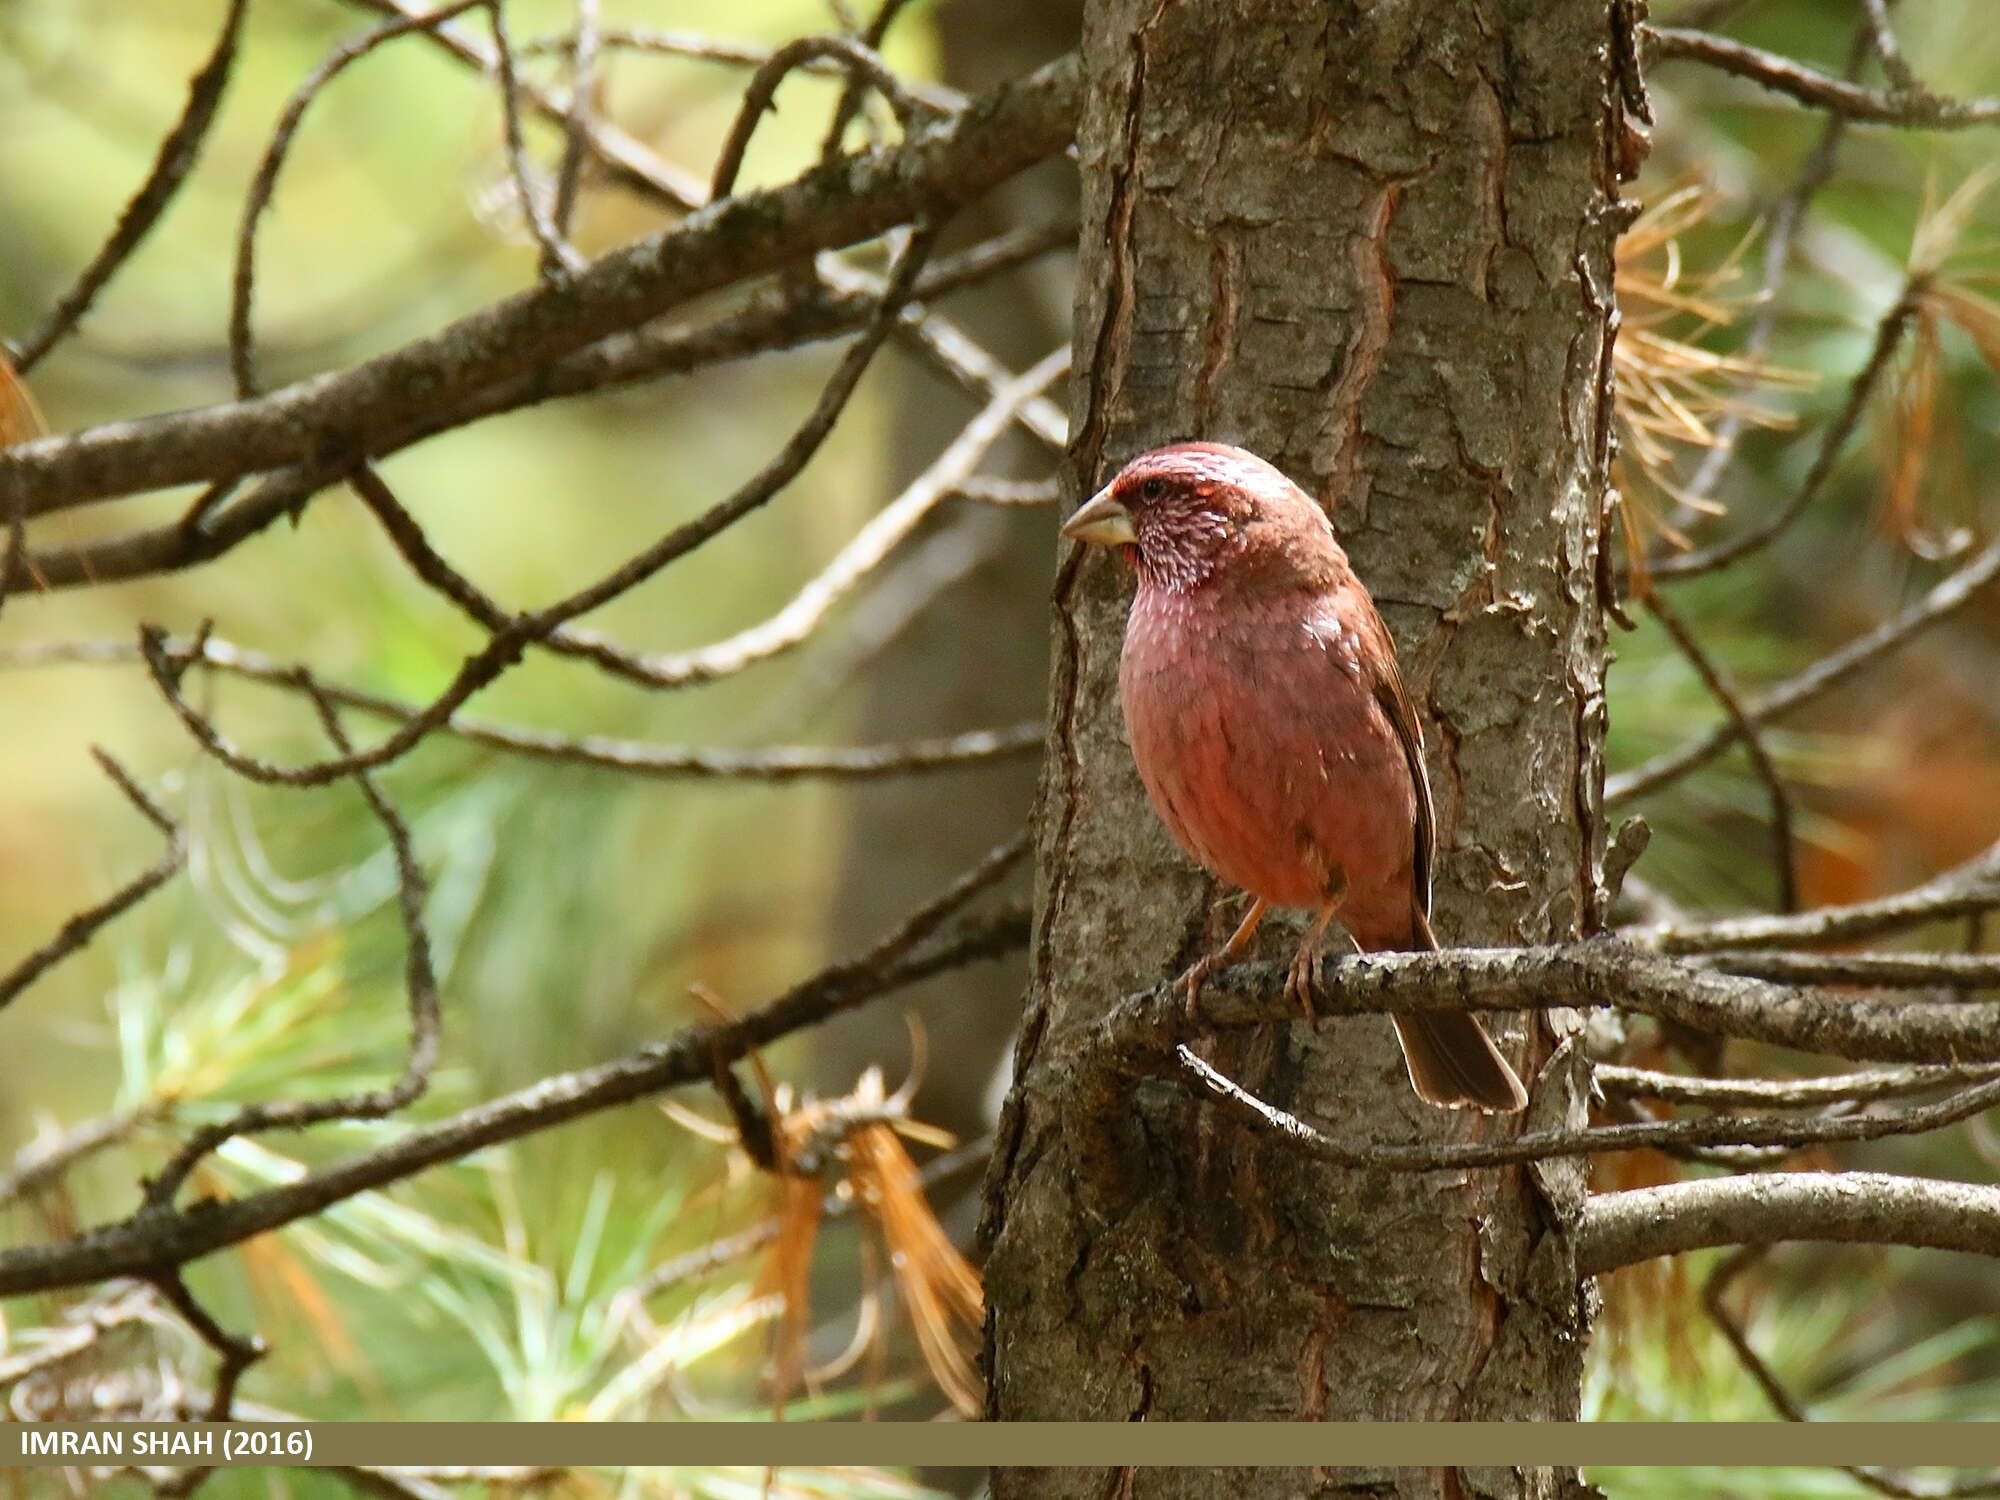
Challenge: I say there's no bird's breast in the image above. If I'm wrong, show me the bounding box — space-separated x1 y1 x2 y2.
1118 583 1418 919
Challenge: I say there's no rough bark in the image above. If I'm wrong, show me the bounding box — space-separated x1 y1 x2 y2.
983 0 1619 1486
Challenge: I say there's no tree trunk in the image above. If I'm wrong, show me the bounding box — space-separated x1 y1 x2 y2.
983 0 1620 1484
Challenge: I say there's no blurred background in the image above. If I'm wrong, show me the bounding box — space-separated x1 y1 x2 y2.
1 0 1998 1487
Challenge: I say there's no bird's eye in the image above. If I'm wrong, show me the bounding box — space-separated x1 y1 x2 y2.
1140 477 1167 501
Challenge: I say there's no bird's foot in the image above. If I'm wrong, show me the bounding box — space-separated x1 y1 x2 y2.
1178 950 1237 1018
1283 944 1321 1020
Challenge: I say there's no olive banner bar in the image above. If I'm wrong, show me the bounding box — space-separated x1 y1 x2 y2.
9 1423 2000 1469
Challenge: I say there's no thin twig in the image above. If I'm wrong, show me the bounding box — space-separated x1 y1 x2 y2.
0 750 185 1015
1656 837 2000 954
2 631 1044 780
561 345 1066 689
488 0 585 277
1644 590 1797 911
1666 20 1864 530
0 854 1027 1297
516 22 964 114
137 225 948 788
1 52 1081 519
141 678 443 1211
8 0 251 375
1611 530 2000 804
1648 284 1920 580
1647 26 2000 128
344 343 1061 692
9 221 1072 596
232 0 492 398
818 0 920 167
149 1272 264 1426
0 1100 174 1207
1179 1046 2000 1173
1698 949 2000 987
549 0 600 247
710 35 942 202
1595 1060 2000 1108
1859 0 1923 95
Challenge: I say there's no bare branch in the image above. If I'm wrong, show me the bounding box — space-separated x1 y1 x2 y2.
140 680 444 1212
148 1272 264 1429
0 750 185 1015
1644 590 1796 910
136 225 948 787
516 23 965 116
1859 0 1923 95
1698 949 2000 987
486 0 585 279
1667 22 1861 526
1611 531 2000 805
6 0 250 375
1133 942 2000 1063
1 633 1043 780
1596 1060 2000 1108
1656 838 2000 953
232 0 491 399
344 0 704 210
0 1101 173 1208
564 345 1067 689
1647 283 1919 580
0 51 1081 518
346 343 1062 693
1576 1172 2000 1276
1179 1046 2000 1173
370 0 1069 463
8 221 1072 595
0 842 1027 1299
549 0 600 245
711 35 945 201
1647 26 2000 129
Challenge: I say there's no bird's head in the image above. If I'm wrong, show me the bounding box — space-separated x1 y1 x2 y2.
1061 442 1346 594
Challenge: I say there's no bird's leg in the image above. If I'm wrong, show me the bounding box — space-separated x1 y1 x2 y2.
1180 897 1267 1016
1284 905 1353 1020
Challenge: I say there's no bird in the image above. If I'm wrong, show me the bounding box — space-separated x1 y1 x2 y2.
1060 441 1529 1113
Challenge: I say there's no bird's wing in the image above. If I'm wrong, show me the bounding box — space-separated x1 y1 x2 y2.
1367 631 1436 929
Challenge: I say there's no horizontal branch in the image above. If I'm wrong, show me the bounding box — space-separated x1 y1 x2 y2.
0 844 1028 1298
1699 949 2000 988
1648 26 2000 128
1596 1061 2000 1108
1655 838 2000 954
0 52 1080 518
10 221 1070 595
0 633 1045 780
1180 1045 2000 1172
1576 1172 2000 1276
1145 941 2000 1064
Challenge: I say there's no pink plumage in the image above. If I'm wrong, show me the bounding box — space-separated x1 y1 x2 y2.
1063 442 1527 1112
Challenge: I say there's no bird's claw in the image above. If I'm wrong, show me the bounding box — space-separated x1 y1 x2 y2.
1283 946 1320 1020
1179 956 1216 1018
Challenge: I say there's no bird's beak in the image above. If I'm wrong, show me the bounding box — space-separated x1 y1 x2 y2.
1061 489 1137 548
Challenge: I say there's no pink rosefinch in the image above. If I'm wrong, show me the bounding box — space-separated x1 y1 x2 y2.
1062 442 1528 1113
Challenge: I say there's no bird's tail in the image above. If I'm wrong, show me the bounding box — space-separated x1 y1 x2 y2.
1390 910 1529 1114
